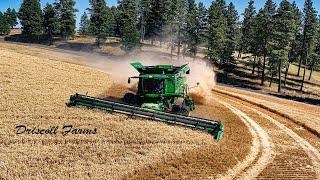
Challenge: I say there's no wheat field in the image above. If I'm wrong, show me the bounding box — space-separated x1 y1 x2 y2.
0 43 220 179
0 42 253 179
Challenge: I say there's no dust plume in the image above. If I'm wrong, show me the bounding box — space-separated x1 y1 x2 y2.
68 48 216 104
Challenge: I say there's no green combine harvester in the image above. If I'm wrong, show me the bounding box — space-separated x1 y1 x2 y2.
67 62 224 140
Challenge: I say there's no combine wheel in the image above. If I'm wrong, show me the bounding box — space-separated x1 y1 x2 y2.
172 105 190 116
180 107 191 116
123 93 135 104
123 93 140 106
131 95 141 106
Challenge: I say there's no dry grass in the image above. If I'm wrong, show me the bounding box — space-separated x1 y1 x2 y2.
235 56 320 100
65 36 126 56
0 42 253 179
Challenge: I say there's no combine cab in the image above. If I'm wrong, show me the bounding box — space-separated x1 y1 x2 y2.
124 62 195 116
67 61 224 140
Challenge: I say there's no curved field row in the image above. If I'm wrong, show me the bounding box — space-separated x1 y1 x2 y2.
216 100 274 180
213 86 320 137
214 91 320 179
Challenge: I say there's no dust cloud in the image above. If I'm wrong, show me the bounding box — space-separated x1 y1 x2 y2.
69 48 216 104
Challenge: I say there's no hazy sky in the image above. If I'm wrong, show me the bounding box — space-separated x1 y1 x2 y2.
0 0 319 28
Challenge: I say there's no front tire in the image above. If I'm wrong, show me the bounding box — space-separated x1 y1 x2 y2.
123 93 134 104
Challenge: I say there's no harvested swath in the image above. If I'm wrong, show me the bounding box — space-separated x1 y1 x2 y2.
127 101 252 179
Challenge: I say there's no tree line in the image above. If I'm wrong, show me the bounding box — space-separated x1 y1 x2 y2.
81 0 320 92
0 8 17 35
240 0 319 93
3 0 320 92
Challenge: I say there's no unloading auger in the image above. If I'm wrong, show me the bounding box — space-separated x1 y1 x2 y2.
67 61 224 140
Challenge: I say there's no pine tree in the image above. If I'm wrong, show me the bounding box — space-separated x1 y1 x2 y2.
89 0 108 46
240 0 256 55
308 17 320 80
0 12 10 35
122 0 140 50
160 0 175 46
256 0 276 86
196 2 208 46
115 0 124 37
175 0 187 58
55 0 77 40
43 3 60 44
241 0 257 73
145 0 166 44
284 1 302 86
18 0 43 36
4 8 18 28
208 0 227 63
79 12 90 35
163 0 178 57
107 6 118 37
300 0 318 91
185 0 197 56
138 0 151 42
222 2 238 71
270 0 295 93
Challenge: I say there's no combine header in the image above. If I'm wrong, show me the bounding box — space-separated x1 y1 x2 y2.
67 62 224 140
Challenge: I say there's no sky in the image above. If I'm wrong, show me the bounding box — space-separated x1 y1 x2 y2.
0 0 319 28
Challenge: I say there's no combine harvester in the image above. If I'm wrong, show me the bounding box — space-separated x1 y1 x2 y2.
67 62 224 140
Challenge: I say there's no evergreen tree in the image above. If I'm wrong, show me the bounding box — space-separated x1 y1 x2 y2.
309 18 320 80
79 12 90 35
196 2 208 46
308 17 320 80
122 0 140 50
4 8 18 28
175 0 187 58
116 1 125 38
107 6 118 37
222 2 238 70
185 0 197 56
138 0 151 42
255 0 276 85
164 0 178 57
89 0 108 46
241 0 257 73
240 0 256 55
145 0 166 44
55 0 77 40
18 0 43 36
270 0 295 93
208 0 227 63
300 0 318 91
43 3 60 44
284 1 302 86
0 12 10 35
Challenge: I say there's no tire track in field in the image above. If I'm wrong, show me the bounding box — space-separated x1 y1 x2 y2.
215 100 275 180
216 92 320 179
255 110 320 179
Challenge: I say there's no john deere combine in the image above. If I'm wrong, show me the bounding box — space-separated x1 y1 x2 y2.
67 62 224 140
